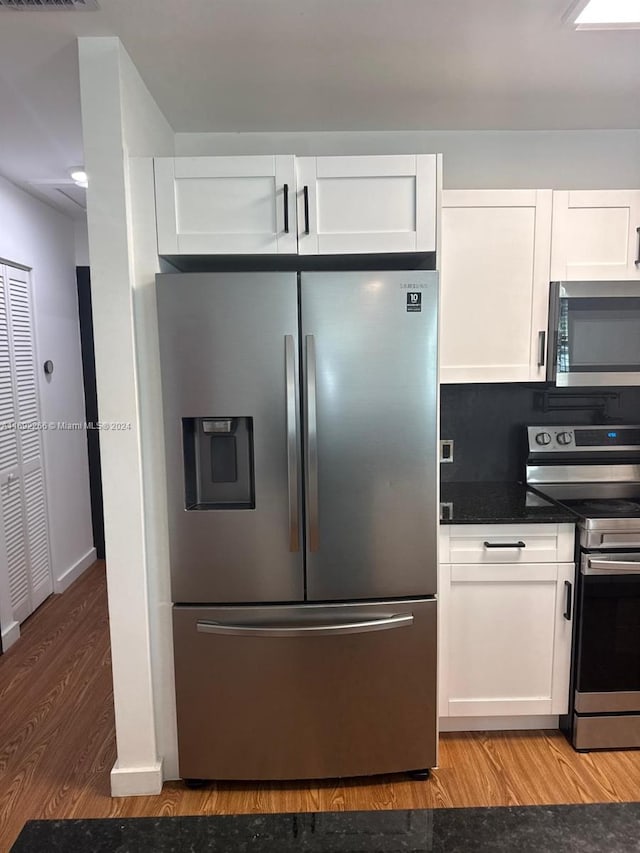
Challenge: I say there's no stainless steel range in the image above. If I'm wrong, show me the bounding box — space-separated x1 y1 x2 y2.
526 425 640 751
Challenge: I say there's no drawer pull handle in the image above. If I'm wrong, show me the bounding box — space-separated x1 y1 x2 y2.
483 541 526 549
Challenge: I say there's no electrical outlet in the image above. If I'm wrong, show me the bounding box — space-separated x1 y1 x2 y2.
440 439 454 463
440 502 453 521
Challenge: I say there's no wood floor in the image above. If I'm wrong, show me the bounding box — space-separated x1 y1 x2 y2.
1 561 639 850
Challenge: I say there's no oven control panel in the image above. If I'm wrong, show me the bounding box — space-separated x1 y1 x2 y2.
527 425 640 453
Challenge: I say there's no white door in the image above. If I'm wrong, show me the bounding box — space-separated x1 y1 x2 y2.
296 155 437 255
439 562 573 717
440 190 552 383
154 156 297 255
550 190 640 281
0 264 52 624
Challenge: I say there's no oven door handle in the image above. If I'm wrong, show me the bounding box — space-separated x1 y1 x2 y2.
584 558 640 575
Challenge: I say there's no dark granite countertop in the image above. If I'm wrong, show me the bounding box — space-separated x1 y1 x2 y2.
11 804 640 852
440 482 577 525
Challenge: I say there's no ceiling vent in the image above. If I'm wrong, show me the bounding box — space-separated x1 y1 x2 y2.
0 0 99 9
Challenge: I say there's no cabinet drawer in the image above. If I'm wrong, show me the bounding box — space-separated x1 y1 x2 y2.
448 523 574 563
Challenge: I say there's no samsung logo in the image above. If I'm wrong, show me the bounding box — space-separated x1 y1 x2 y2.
399 283 428 289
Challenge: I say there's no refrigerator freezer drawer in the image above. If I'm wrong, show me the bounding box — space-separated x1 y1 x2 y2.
173 598 437 781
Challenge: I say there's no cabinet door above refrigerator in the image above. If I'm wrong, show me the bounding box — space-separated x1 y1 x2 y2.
301 271 439 601
156 273 303 603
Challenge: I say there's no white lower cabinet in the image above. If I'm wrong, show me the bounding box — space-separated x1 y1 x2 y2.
439 524 575 722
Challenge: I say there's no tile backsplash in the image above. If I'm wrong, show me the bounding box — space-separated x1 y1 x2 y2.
440 383 640 483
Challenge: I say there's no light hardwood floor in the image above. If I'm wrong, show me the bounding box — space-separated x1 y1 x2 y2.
1 561 639 850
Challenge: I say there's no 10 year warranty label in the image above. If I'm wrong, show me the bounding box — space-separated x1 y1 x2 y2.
406 292 422 312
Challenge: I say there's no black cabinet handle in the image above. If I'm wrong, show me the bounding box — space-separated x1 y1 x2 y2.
483 541 526 549
303 185 310 235
564 580 573 621
635 226 640 267
537 330 546 368
283 184 289 234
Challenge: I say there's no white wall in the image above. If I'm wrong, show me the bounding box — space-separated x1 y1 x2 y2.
176 129 640 189
74 217 90 267
0 174 95 611
78 36 175 796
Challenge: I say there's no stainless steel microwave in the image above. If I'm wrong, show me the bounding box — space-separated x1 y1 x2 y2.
547 281 640 387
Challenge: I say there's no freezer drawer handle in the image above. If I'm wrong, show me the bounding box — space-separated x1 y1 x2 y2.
285 335 300 552
305 335 320 552
483 541 526 549
196 613 414 638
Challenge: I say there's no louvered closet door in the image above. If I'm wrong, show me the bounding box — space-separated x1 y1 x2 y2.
0 264 52 623
0 266 30 623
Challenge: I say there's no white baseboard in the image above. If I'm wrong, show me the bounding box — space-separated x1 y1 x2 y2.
1 619 20 652
110 759 163 797
439 715 559 732
54 547 97 594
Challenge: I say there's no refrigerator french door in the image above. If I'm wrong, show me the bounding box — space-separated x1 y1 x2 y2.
157 270 439 781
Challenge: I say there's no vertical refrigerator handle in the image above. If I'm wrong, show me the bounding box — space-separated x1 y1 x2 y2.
285 335 300 552
305 334 319 552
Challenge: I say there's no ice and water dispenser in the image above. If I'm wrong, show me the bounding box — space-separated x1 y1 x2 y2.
183 417 255 510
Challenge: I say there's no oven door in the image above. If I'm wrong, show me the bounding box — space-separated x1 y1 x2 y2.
575 552 640 712
548 281 640 387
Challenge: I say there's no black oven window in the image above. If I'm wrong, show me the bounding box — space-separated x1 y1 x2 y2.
577 575 640 693
558 297 640 373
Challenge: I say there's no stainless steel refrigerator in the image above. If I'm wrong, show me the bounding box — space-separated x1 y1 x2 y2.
156 270 439 782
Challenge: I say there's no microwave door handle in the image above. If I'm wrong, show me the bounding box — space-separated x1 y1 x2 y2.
549 328 558 383
547 283 560 383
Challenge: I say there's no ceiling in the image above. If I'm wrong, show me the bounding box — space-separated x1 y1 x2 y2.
0 0 638 216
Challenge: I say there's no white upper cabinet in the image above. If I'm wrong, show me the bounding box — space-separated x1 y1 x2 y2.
550 190 640 281
440 190 553 383
296 155 437 255
154 154 438 256
154 156 298 255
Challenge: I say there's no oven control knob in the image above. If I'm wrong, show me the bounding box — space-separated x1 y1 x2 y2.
557 431 573 446
535 432 552 446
